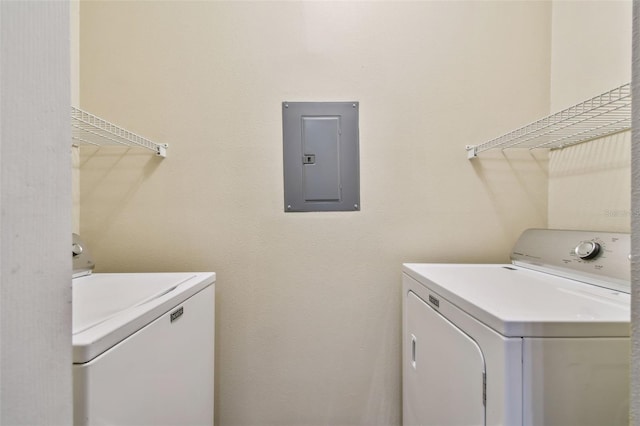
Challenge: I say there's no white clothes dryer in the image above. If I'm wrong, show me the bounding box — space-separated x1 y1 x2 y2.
71 235 216 426
402 229 630 426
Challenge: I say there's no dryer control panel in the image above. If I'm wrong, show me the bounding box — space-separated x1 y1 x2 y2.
511 229 630 293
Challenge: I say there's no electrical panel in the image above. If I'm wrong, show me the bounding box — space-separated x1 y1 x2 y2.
282 102 360 212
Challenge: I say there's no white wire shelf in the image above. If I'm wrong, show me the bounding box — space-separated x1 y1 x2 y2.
71 106 168 158
466 83 631 159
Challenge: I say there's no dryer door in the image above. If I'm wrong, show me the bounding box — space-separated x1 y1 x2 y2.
404 291 486 426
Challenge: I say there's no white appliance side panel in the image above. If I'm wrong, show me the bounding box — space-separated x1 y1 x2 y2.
73 285 215 426
404 291 486 426
523 337 629 426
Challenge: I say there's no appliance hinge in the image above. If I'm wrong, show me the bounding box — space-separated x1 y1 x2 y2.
482 372 486 406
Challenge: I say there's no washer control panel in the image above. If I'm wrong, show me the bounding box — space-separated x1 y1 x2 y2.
511 229 630 293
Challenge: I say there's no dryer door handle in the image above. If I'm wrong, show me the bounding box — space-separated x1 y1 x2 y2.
411 334 417 370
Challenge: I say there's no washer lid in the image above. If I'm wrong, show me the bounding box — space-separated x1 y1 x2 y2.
403 263 629 338
72 272 215 364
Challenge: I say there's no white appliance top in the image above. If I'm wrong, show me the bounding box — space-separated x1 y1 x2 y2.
403 263 629 338
403 229 630 338
72 272 215 364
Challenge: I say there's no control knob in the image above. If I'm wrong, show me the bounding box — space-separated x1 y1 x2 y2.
72 243 83 257
575 240 601 260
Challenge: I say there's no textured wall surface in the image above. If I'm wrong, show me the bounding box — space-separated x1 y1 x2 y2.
631 3 639 424
548 1 632 232
1 1 72 424
79 2 550 424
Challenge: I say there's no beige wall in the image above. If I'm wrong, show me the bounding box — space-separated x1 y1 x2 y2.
631 3 640 422
548 1 632 232
79 2 550 424
72 1 81 234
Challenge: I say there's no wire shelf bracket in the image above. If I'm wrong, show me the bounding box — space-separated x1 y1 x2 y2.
71 106 168 158
466 83 631 159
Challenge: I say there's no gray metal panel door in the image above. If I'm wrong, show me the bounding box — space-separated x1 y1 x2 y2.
301 116 341 202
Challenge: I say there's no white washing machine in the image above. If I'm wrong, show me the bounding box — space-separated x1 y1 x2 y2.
72 235 216 425
402 229 630 426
